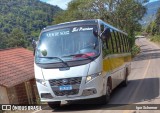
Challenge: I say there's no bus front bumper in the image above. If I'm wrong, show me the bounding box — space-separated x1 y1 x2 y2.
37 76 106 102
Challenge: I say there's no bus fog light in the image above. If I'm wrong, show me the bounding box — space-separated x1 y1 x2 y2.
41 93 53 99
82 88 97 96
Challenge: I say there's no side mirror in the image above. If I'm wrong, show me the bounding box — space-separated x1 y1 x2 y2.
32 38 37 56
92 29 98 37
32 39 37 49
100 28 109 40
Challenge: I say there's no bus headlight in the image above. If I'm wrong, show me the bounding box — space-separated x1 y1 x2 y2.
36 79 47 87
86 72 102 83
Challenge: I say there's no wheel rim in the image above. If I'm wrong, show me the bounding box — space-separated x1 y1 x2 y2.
126 77 128 84
107 85 111 95
105 84 111 102
125 68 129 85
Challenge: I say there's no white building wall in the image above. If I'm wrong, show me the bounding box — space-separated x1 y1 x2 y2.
0 85 9 104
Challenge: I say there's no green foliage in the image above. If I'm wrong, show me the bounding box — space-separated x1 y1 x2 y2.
54 0 146 47
145 21 157 35
145 23 152 33
145 8 160 45
102 49 110 58
135 31 143 36
146 8 160 36
155 8 160 35
150 35 160 42
131 45 140 57
0 0 61 49
5 28 27 48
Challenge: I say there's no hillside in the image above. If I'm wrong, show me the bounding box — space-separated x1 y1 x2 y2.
0 0 61 49
141 0 160 26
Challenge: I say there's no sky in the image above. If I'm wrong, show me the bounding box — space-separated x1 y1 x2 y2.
149 0 159 2
40 0 71 9
40 0 160 10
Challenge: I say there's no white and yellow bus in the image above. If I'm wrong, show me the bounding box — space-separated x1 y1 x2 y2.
33 19 131 108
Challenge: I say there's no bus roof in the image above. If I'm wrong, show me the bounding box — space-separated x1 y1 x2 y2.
99 20 127 35
42 19 127 35
43 19 99 31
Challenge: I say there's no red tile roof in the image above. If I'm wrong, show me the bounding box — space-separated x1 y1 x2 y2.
0 48 34 88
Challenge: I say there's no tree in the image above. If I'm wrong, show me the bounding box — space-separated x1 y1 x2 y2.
146 22 152 34
0 32 8 49
155 8 160 35
147 8 160 36
0 0 62 49
5 28 27 48
53 0 146 47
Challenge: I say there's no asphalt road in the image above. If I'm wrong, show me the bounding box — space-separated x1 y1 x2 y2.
33 38 160 113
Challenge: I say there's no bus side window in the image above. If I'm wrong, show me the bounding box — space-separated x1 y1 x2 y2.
120 33 125 53
126 36 130 52
102 40 108 58
126 36 129 52
118 32 123 53
110 29 118 53
114 31 121 53
100 24 104 33
105 28 114 54
123 34 127 53
101 27 111 57
102 28 109 58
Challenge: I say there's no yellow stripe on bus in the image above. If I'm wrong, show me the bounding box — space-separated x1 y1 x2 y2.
103 53 131 72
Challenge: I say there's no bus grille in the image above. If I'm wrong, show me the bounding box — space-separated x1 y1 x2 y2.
54 89 79 96
49 77 82 86
49 77 82 96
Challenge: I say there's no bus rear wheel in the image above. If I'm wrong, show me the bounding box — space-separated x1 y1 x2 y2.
48 101 61 109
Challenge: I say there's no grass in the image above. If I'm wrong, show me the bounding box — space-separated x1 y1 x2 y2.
150 35 160 43
131 45 140 57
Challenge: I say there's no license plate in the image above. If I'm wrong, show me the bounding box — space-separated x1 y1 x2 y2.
59 85 72 91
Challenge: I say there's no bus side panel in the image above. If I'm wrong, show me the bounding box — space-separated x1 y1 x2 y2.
109 55 124 89
106 53 131 89
102 57 114 89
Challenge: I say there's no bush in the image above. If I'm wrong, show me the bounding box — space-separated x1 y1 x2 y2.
150 35 160 42
131 45 140 57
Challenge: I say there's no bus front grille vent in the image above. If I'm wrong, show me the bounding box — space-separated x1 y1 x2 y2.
49 77 82 96
49 77 82 86
54 89 79 96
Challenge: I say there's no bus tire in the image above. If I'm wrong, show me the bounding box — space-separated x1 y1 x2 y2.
100 78 112 104
122 68 129 87
48 101 61 109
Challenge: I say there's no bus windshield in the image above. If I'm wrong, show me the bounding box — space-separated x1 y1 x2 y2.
35 25 99 64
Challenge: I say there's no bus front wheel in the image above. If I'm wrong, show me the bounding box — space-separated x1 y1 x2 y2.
122 68 129 87
100 79 112 104
48 101 61 109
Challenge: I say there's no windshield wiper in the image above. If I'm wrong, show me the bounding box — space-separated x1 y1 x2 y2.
39 56 69 67
62 53 94 61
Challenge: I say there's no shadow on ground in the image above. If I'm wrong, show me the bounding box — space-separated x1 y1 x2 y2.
133 48 160 61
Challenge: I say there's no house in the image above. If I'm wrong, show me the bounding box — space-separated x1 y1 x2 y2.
0 48 39 104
